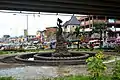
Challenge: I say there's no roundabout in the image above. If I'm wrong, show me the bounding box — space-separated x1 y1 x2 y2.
0 19 96 66
0 51 96 66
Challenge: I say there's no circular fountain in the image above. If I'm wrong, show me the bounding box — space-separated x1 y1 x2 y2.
0 18 95 66
13 51 95 66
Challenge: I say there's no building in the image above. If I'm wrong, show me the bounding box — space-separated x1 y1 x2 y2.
63 15 80 33
78 15 120 42
36 30 45 42
62 15 80 41
27 35 36 41
44 27 57 41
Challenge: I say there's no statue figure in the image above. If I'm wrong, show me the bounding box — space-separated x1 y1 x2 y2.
53 18 70 57
57 18 63 36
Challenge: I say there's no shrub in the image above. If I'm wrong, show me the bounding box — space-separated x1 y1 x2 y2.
0 51 9 54
86 51 107 80
41 75 111 80
115 44 120 53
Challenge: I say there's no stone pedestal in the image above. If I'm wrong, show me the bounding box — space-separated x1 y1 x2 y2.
53 34 70 57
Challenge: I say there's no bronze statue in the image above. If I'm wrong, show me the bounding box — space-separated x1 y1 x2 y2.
57 18 63 36
53 18 70 57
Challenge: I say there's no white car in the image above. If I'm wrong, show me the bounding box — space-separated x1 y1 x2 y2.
88 40 101 49
24 46 37 50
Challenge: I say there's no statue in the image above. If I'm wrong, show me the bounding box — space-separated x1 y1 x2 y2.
56 18 64 42
57 18 63 35
53 18 70 57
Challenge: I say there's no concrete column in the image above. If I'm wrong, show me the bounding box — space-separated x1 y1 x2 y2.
89 15 91 28
84 18 86 28
103 16 107 47
96 16 98 21
92 16 94 28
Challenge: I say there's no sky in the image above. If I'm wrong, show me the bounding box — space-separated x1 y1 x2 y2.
0 12 71 37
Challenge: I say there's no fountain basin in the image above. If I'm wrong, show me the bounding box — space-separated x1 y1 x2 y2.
14 51 95 66
34 53 89 60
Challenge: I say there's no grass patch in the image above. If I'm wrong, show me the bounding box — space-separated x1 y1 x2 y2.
0 49 55 55
0 75 112 80
73 48 103 52
43 75 89 80
42 75 111 80
0 76 15 80
0 51 11 54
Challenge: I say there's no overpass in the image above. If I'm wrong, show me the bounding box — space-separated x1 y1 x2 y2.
0 0 120 17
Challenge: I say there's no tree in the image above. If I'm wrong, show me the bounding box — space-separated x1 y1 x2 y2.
73 26 81 49
3 35 10 38
74 26 81 37
92 22 106 49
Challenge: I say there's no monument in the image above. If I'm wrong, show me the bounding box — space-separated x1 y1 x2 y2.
53 18 71 57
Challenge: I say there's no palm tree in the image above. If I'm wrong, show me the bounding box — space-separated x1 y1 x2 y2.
73 26 81 49
92 22 106 49
74 26 81 37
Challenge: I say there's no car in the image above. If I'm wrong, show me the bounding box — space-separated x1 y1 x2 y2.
88 40 101 49
24 46 37 50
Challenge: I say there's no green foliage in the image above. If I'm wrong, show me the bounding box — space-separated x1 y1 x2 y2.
112 60 120 80
115 44 120 53
93 22 106 29
3 48 26 52
86 51 107 80
42 75 90 80
74 26 81 37
0 76 16 80
42 75 111 80
0 51 9 54
0 49 54 55
73 26 81 50
92 22 106 33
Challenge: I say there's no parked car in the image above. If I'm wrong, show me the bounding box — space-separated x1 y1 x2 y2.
88 40 101 49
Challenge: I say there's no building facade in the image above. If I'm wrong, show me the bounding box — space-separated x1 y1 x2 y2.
79 15 120 42
44 27 57 41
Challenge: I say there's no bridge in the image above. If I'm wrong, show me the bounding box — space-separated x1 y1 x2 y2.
0 0 120 17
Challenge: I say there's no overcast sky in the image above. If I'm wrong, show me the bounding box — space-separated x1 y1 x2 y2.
0 12 71 37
